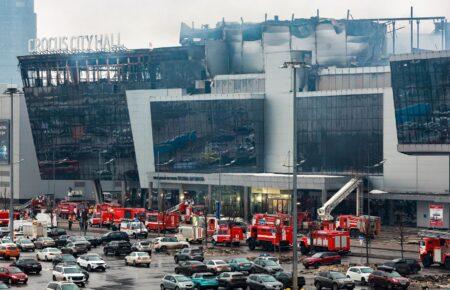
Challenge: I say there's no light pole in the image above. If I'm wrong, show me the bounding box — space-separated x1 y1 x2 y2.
281 61 308 290
364 159 386 264
9 158 23 239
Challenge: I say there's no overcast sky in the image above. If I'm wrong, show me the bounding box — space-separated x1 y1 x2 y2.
35 0 450 49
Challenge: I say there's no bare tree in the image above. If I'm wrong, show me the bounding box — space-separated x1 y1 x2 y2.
395 209 408 259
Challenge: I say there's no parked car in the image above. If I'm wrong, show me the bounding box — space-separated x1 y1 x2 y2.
36 247 62 261
0 266 28 284
0 282 9 289
34 237 55 249
228 257 253 272
53 254 77 267
67 237 91 251
103 241 132 256
258 253 280 264
191 272 219 290
0 244 20 260
368 270 410 289
302 252 341 269
153 236 189 252
174 247 204 263
205 260 231 274
246 274 283 290
101 231 129 244
131 240 152 253
61 264 89 282
217 272 247 289
250 257 283 274
45 281 80 290
61 242 88 256
52 265 86 287
54 235 69 248
379 259 421 275
77 254 107 272
16 238 35 252
273 271 306 289
314 271 355 290
47 228 67 239
10 258 42 274
346 266 374 284
84 236 102 248
175 260 209 276
124 252 151 267
160 274 194 290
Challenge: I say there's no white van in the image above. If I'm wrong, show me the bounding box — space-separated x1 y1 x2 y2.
176 226 204 243
120 220 148 238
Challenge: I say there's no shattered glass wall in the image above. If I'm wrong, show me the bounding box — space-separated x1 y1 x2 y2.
150 99 264 173
391 54 450 145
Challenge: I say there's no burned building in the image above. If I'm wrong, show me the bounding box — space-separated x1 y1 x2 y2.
18 46 206 185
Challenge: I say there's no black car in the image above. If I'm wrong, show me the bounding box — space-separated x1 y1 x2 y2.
379 259 421 275
61 242 89 257
10 259 42 274
54 235 69 248
47 228 67 238
85 235 102 248
101 231 129 244
103 241 132 256
273 271 306 289
174 248 204 263
67 236 92 251
314 271 355 290
250 258 283 274
52 254 77 267
175 261 210 276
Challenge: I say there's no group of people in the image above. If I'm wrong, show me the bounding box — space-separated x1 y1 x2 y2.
67 207 89 232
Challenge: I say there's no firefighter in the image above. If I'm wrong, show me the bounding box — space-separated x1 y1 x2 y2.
68 214 74 231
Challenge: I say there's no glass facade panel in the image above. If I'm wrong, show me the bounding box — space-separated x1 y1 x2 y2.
297 94 383 173
150 99 264 173
391 56 450 144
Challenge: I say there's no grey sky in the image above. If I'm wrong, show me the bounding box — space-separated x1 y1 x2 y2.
35 0 450 49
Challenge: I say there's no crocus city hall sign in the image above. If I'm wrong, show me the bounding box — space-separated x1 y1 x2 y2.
28 33 122 53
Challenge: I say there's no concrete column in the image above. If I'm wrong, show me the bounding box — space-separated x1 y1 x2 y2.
157 188 164 211
207 185 213 213
321 187 328 205
147 182 153 210
121 180 126 205
356 183 363 216
178 184 184 203
386 200 395 226
243 187 249 222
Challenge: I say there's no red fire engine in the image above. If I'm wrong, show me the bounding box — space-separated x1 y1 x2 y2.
145 211 180 232
212 224 244 246
89 203 120 227
419 230 450 269
247 213 293 251
299 230 350 254
57 202 79 218
336 215 381 237
0 210 20 226
112 207 146 225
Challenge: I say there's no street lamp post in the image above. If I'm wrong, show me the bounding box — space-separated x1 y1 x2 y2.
281 61 308 290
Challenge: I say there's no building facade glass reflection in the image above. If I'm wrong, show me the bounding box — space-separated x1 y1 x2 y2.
391 55 450 145
297 94 383 173
150 99 264 173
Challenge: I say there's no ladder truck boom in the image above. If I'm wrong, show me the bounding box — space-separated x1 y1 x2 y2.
317 177 362 221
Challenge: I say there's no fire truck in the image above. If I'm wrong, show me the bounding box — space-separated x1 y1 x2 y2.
112 207 146 225
299 230 350 254
335 215 381 237
0 210 20 226
89 203 120 227
145 211 180 232
57 202 79 218
212 224 244 246
418 230 450 269
247 213 293 251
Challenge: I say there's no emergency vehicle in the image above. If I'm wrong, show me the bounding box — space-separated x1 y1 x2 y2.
246 213 293 251
418 230 450 269
299 230 350 254
120 219 148 239
212 224 244 246
0 210 19 226
145 211 180 232
335 215 381 237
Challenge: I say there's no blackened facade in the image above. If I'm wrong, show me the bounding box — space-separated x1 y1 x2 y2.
150 99 264 173
18 47 207 181
297 94 383 173
391 53 450 149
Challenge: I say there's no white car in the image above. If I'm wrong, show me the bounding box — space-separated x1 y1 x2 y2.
52 265 86 286
77 254 107 272
205 260 231 274
36 247 62 261
346 266 374 284
125 251 151 267
120 220 148 239
152 236 189 252
45 281 80 290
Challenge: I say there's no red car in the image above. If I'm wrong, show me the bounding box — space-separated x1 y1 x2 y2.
0 266 28 284
368 270 410 289
302 252 341 269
